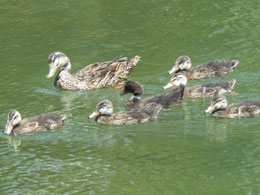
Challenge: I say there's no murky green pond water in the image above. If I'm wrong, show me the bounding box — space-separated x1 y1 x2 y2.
0 0 260 194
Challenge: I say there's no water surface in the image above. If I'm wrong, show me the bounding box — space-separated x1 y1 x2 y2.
0 0 260 194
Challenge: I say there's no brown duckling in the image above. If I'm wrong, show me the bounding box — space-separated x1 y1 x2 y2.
47 51 140 90
120 79 185 110
88 100 162 125
4 110 66 135
163 73 237 98
168 56 239 80
204 94 260 118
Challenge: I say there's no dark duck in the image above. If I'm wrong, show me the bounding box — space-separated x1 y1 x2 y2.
120 78 186 110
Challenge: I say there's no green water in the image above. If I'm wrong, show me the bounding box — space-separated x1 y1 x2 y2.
0 0 260 194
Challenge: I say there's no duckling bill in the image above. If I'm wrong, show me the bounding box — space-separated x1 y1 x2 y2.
204 94 260 118
4 110 66 135
168 56 239 80
47 51 140 90
88 100 162 125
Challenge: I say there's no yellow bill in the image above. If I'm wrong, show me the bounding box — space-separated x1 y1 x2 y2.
47 63 58 78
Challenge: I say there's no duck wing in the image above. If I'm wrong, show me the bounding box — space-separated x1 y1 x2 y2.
111 103 162 125
192 60 238 78
16 113 66 134
73 56 140 87
143 85 185 108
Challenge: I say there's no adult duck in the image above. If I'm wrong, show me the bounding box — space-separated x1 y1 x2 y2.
4 110 66 135
204 94 260 118
168 56 239 80
88 100 162 125
120 79 185 110
47 51 140 90
163 74 237 98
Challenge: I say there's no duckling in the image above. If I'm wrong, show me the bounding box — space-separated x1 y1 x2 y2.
4 110 66 135
168 56 239 80
47 51 140 90
120 79 185 110
204 94 260 118
163 73 237 98
88 100 162 125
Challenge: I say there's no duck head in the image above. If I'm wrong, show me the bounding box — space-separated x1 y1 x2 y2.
5 110 22 135
88 100 113 119
168 56 192 74
47 51 71 78
163 73 188 89
120 81 143 97
204 95 228 114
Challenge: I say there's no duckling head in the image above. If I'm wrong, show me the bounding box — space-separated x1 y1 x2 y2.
204 95 228 114
88 100 113 119
168 56 192 74
47 51 71 78
5 110 22 135
163 73 187 89
120 81 143 97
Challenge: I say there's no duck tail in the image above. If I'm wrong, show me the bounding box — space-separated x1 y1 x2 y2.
128 56 141 69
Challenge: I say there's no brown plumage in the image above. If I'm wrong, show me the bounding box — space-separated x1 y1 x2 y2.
204 95 260 118
88 100 162 125
47 51 140 90
184 79 237 98
4 110 66 135
120 81 185 110
168 56 239 80
163 73 237 98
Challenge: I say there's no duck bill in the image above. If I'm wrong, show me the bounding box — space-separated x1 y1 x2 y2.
204 105 216 113
47 63 58 78
88 111 100 119
163 82 175 90
168 65 179 74
5 121 14 135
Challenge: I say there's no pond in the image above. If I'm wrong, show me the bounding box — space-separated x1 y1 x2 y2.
0 0 260 194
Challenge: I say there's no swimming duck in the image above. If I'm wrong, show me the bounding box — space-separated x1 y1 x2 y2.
88 100 162 125
163 74 237 98
168 56 239 80
47 51 140 90
120 79 185 110
204 94 260 118
4 110 66 135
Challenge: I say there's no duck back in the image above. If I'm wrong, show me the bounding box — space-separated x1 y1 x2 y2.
13 113 66 135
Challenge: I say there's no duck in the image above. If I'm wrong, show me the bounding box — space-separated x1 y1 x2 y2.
168 56 239 80
88 100 162 125
120 79 185 110
47 51 140 90
163 73 237 98
204 94 260 118
4 110 66 135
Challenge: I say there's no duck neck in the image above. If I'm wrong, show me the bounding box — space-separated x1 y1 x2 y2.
95 114 111 122
211 108 227 117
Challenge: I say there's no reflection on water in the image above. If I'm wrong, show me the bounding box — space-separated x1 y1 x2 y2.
7 136 21 152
